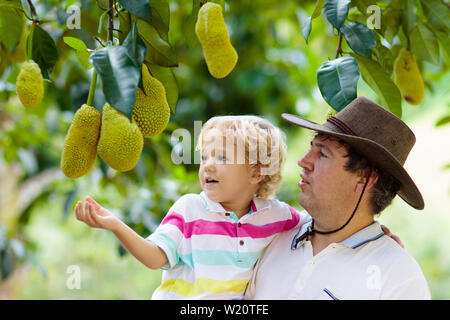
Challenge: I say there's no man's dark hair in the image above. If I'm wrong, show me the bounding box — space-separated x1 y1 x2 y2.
315 133 401 215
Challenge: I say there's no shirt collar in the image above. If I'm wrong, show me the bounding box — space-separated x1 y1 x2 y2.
291 219 385 250
199 191 271 214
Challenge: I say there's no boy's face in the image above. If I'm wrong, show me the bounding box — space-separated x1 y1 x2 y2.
198 136 259 207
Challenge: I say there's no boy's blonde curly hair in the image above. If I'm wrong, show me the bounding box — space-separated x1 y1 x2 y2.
197 115 287 199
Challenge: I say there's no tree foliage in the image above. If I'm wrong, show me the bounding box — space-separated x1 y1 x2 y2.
0 0 448 286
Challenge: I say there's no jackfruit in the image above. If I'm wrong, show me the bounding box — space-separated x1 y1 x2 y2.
61 104 101 178
393 48 425 105
97 103 143 172
132 65 170 138
9 23 28 63
195 2 238 79
16 60 44 108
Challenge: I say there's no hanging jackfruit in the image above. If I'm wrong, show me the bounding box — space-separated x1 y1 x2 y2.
16 60 44 108
97 103 143 172
61 104 101 179
9 23 28 63
132 65 170 138
394 48 425 105
195 2 238 79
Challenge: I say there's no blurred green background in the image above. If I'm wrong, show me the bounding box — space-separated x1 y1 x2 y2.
1 0 449 299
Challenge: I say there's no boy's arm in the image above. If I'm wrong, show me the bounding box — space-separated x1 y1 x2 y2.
110 219 168 270
75 196 167 270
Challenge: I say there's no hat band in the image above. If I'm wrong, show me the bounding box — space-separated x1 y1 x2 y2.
327 116 357 136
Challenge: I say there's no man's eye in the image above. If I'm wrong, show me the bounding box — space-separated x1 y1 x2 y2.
319 151 327 158
218 155 227 162
201 155 208 161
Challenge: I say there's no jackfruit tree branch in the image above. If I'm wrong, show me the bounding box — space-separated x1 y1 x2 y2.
335 32 343 58
87 70 97 106
107 0 115 43
26 0 39 22
86 0 114 106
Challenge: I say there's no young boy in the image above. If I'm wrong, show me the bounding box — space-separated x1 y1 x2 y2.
75 115 306 299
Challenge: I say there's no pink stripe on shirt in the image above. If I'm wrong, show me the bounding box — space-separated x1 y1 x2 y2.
161 208 300 239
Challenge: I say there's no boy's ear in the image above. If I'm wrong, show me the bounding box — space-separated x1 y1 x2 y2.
249 165 265 184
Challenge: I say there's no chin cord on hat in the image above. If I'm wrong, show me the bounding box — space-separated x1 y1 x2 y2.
294 169 372 247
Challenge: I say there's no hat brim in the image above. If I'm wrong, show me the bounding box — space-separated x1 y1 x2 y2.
282 113 424 210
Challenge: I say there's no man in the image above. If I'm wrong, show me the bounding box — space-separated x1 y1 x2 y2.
244 96 431 299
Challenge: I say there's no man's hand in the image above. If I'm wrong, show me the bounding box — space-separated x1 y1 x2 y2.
381 225 404 248
75 196 119 231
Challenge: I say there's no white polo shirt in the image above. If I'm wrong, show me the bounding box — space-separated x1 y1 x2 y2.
244 212 431 300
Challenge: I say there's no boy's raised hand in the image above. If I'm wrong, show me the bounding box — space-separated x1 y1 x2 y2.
75 196 119 231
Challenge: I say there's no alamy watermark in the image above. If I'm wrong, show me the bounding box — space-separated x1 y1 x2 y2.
66 4 81 30
366 264 382 290
170 121 281 175
66 265 81 290
366 5 381 30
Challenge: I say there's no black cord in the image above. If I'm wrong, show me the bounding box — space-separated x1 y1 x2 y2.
312 169 372 235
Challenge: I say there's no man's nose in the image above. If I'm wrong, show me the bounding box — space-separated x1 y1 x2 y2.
298 150 314 170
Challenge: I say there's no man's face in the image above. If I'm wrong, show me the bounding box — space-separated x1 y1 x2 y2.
297 135 361 217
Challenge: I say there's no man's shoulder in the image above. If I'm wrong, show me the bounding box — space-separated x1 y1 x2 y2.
366 234 422 269
361 234 430 298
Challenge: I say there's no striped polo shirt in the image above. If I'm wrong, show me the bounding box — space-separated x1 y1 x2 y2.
147 192 302 299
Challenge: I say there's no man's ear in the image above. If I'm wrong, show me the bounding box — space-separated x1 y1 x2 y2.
355 169 378 192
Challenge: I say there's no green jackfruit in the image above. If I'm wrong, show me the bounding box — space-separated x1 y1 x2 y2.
16 60 44 108
195 2 238 79
394 48 425 106
97 103 143 172
132 65 170 138
61 104 101 178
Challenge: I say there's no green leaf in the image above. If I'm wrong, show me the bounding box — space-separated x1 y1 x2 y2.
147 63 178 115
296 9 312 44
420 0 450 33
119 0 170 41
137 19 178 67
372 44 393 74
183 0 202 49
323 0 351 30
317 56 360 111
383 9 402 44
350 53 402 118
312 0 326 19
27 24 59 80
117 0 152 24
351 0 377 14
89 46 140 118
402 0 417 36
148 0 170 41
118 10 132 44
432 29 450 63
435 115 450 127
341 22 375 58
63 36 92 69
0 6 23 53
1 249 14 280
122 22 147 68
410 23 440 65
